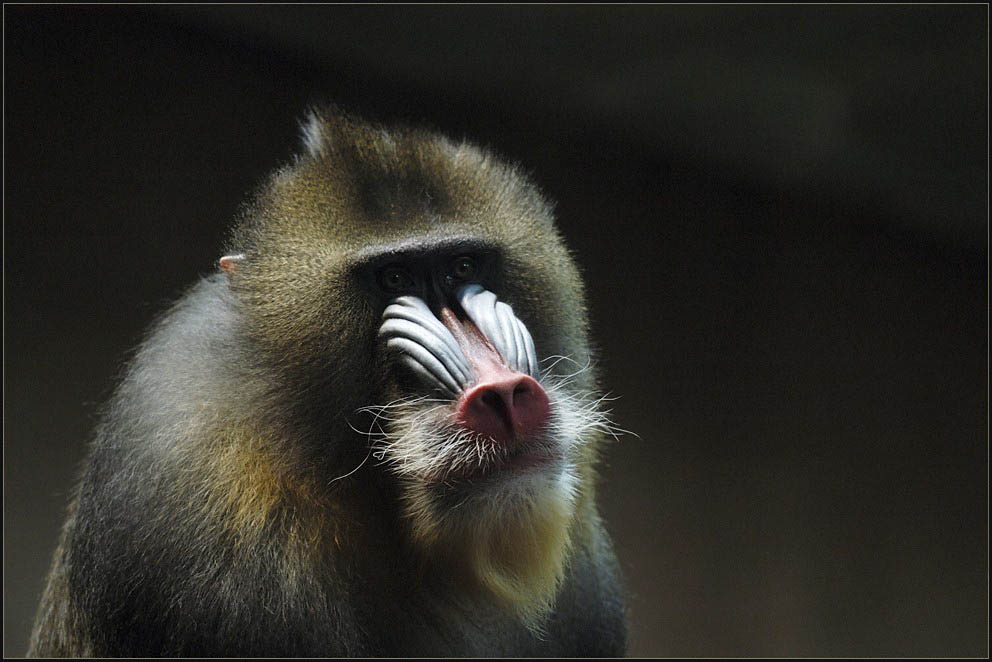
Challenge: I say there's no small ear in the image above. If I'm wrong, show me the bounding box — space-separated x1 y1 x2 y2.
218 254 245 274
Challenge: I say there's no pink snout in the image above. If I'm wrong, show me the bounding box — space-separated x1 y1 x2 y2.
456 374 550 446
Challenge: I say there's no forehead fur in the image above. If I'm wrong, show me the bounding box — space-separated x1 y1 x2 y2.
230 108 554 254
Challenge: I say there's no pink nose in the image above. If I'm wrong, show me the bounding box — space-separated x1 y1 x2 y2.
456 374 551 445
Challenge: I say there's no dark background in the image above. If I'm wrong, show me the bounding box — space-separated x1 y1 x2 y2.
4 5 987 657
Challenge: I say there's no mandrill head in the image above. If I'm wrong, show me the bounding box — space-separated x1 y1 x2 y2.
220 107 618 628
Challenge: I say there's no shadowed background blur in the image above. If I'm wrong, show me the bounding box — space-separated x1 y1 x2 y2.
4 5 987 657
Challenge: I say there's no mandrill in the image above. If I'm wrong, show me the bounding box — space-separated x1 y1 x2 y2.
29 108 627 657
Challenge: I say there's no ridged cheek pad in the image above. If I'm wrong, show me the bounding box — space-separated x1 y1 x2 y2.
378 285 549 443
378 284 539 397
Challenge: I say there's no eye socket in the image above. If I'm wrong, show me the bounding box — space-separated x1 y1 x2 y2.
378 265 416 293
448 256 478 281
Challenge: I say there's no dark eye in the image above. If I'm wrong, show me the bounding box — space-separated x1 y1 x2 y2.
378 265 416 293
448 256 477 281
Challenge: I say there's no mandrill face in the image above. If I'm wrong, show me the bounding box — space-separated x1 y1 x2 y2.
225 109 617 628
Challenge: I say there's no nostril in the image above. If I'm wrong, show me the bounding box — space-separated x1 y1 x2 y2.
480 390 506 414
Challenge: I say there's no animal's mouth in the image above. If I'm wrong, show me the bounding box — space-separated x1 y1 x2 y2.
493 442 562 476
421 428 563 486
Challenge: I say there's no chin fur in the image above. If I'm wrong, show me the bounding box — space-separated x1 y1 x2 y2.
357 368 617 629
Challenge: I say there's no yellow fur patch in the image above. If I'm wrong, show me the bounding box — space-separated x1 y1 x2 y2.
406 474 577 630
200 433 285 536
195 428 341 559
